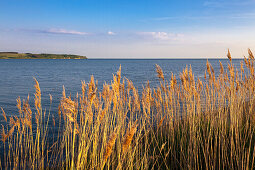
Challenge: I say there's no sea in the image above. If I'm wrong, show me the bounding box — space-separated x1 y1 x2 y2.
0 59 243 120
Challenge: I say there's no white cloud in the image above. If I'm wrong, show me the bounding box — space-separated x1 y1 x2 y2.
2 28 255 58
137 32 184 40
107 31 116 35
44 28 88 35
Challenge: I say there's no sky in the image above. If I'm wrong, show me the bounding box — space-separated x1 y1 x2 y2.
1 0 255 58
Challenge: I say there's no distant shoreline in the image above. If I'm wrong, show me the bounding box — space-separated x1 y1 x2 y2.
0 52 87 59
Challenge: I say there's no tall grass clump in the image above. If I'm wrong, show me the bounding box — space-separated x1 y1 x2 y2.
1 49 255 169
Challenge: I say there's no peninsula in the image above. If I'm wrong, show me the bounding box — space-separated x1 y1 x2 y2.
0 52 87 59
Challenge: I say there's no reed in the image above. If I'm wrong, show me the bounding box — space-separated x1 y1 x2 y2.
1 49 255 169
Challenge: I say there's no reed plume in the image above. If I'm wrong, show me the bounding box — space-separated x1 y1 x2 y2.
122 124 137 152
1 125 7 142
248 48 254 59
1 107 7 122
155 64 164 81
104 132 117 162
227 49 232 62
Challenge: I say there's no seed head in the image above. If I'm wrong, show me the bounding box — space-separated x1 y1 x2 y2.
227 49 232 62
155 64 164 81
104 132 117 162
122 124 137 152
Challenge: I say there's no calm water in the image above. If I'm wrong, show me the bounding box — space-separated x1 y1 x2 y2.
0 59 243 120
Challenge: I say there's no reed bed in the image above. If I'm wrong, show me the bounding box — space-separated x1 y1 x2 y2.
1 49 255 169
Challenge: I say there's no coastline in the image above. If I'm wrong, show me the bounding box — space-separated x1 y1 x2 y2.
0 52 87 59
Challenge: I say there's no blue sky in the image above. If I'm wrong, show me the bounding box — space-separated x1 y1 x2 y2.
1 0 255 58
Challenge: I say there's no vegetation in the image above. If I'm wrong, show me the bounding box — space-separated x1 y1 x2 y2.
0 52 87 59
1 49 255 169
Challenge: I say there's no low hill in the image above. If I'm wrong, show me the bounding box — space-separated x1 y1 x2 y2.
0 52 87 59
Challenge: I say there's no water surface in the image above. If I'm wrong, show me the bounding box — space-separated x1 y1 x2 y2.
0 59 242 118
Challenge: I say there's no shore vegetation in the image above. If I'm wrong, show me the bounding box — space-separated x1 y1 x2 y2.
0 52 87 59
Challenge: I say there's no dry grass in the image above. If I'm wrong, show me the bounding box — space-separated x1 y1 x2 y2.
1 49 255 169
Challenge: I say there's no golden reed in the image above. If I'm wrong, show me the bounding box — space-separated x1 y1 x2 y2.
1 49 255 169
